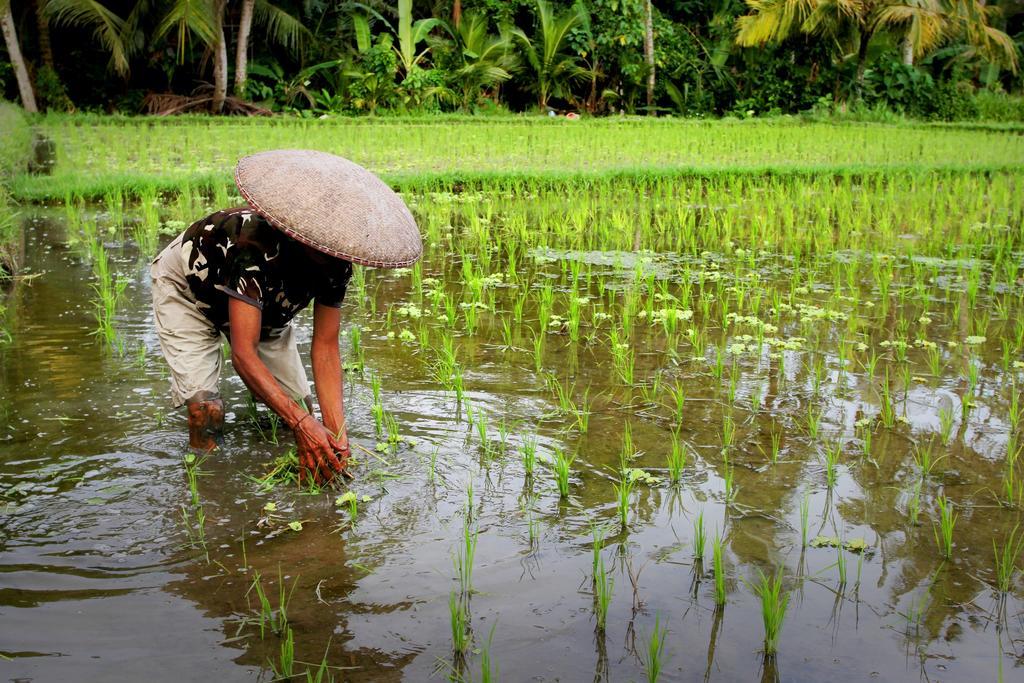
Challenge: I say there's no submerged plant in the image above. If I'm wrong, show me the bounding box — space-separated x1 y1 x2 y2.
551 449 576 499
521 434 538 477
712 531 727 607
639 613 669 683
666 429 687 484
693 509 707 562
993 524 1024 593
750 568 789 656
593 553 614 633
933 495 958 559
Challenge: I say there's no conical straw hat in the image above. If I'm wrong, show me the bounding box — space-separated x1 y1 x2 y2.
234 150 422 268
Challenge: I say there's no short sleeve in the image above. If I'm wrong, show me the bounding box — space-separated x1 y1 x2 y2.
217 245 268 309
314 260 354 308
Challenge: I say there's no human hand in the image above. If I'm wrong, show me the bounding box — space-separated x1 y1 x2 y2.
293 414 345 485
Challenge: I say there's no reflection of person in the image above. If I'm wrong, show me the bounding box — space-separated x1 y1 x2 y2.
150 150 421 484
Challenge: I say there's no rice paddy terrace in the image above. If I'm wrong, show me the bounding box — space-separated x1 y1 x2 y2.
1 116 1023 682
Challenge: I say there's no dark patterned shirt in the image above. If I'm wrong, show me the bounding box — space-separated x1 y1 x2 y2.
179 207 352 338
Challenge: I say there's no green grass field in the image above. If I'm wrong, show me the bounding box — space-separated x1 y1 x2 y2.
12 114 1024 201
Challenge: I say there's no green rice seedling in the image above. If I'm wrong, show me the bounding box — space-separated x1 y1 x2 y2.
478 623 498 683
835 544 847 588
993 524 1024 593
799 492 810 548
666 429 687 484
1010 390 1022 435
475 410 490 455
335 491 358 524
520 434 537 477
574 388 592 434
552 449 576 499
879 371 896 428
750 383 763 414
712 531 727 607
611 338 636 385
384 411 402 450
639 613 669 683
270 626 295 679
822 441 841 488
449 591 470 657
182 452 204 506
711 345 726 381
727 362 740 404
348 325 364 372
809 356 826 394
938 405 955 446
722 454 736 504
545 374 577 414
593 554 613 633
805 404 822 440
247 569 291 638
768 427 782 465
750 568 789 657
532 329 545 372
666 381 686 424
912 441 945 479
591 522 608 578
371 401 385 439
933 495 958 559
614 474 636 530
496 417 511 453
428 445 440 484
907 478 923 525
619 423 636 474
926 345 942 376
453 521 478 596
720 414 735 452
693 509 707 562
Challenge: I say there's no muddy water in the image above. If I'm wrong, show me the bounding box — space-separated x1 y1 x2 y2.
1 204 1022 683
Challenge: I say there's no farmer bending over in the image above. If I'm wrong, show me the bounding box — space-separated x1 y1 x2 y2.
150 150 421 484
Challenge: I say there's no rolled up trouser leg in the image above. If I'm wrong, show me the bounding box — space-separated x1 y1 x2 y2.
151 237 226 444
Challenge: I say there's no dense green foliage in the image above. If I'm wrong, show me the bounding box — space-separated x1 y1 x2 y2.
1 1 1022 119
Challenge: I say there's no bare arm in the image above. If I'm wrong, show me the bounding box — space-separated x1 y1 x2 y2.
311 303 348 446
228 297 344 483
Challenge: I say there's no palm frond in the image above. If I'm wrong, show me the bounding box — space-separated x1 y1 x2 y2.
152 0 219 63
254 0 310 53
45 0 130 75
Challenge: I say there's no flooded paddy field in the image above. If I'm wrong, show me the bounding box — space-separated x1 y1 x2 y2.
2 170 1023 682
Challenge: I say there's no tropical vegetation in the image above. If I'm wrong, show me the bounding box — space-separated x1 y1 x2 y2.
0 0 1021 119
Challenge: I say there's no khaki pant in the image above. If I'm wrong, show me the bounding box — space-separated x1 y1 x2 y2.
150 235 310 407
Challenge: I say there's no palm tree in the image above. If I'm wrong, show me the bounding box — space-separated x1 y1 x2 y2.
1 0 37 111
235 0 309 97
735 1 1018 90
643 0 655 114
510 0 588 110
440 12 518 110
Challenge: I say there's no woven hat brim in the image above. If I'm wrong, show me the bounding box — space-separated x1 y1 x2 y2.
234 150 422 269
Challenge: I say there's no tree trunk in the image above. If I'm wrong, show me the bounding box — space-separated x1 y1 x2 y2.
643 0 655 115
34 0 54 69
2 4 38 112
234 0 255 96
587 55 599 114
212 0 228 112
854 28 873 95
901 35 913 66
453 0 461 28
